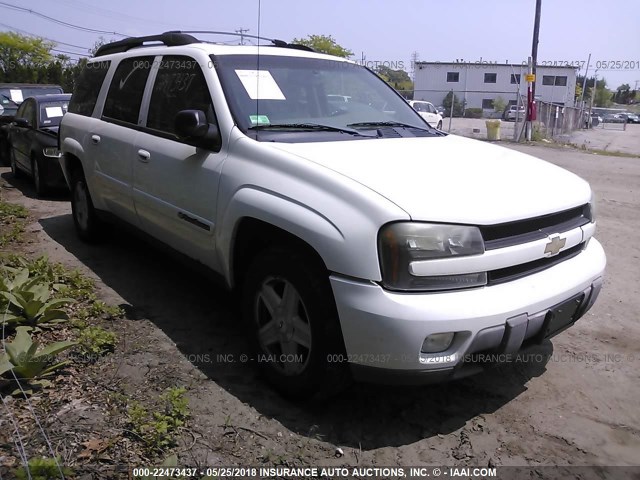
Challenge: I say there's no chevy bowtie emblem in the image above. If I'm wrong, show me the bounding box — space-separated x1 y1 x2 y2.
544 234 566 256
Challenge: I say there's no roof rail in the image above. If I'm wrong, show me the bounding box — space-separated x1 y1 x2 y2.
93 30 315 57
94 32 199 57
173 30 315 52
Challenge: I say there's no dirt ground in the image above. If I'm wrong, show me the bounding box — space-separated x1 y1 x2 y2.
0 142 639 475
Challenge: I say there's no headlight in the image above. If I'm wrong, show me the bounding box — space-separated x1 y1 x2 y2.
378 222 486 291
587 192 596 223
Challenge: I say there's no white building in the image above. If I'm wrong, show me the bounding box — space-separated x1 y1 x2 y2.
413 62 578 112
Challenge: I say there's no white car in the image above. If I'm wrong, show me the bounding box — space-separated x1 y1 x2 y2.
407 100 443 129
59 32 605 398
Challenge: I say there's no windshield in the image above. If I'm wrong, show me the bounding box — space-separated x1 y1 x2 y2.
39 100 69 127
214 54 434 141
0 86 64 117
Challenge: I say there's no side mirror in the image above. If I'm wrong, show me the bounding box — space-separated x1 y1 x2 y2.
14 117 31 128
175 110 221 151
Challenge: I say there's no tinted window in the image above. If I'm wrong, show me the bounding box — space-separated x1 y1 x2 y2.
69 61 110 116
542 75 555 86
103 57 153 124
555 76 567 86
482 98 494 109
39 101 69 127
510 74 520 84
146 56 215 135
484 73 497 83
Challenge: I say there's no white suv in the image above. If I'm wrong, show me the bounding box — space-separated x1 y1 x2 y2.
407 100 443 129
59 32 605 397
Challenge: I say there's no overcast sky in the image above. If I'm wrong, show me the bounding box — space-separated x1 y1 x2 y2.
2 0 638 89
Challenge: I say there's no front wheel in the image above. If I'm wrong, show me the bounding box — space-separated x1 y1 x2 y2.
70 169 101 242
10 149 23 179
32 157 47 197
242 248 349 399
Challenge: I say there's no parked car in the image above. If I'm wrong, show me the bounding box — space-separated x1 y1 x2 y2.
620 113 640 124
9 94 71 196
503 104 525 121
0 84 64 165
407 100 443 129
602 113 626 123
59 32 605 398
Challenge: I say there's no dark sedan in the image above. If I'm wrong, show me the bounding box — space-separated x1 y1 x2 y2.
9 94 71 196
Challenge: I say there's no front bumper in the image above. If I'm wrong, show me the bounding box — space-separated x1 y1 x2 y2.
330 238 606 385
38 154 68 189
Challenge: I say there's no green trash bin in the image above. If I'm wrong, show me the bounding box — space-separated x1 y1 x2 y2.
485 120 501 140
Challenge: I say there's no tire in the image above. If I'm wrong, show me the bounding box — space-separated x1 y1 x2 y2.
70 168 101 242
10 149 23 179
437 121 443 130
32 156 47 197
242 248 350 399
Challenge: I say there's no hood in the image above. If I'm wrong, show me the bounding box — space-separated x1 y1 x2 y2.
268 134 591 225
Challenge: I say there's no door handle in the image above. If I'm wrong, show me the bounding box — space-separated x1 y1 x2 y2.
91 134 101 144
137 149 151 162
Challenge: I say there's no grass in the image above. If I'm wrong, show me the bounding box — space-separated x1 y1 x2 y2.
0 199 28 247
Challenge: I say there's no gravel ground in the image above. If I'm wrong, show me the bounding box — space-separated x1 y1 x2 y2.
0 141 638 476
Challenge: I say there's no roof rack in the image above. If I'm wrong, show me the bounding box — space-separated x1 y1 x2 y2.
94 32 199 57
93 30 315 57
176 30 314 51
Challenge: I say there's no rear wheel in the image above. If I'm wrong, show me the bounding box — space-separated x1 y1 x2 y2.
242 248 350 399
70 168 101 242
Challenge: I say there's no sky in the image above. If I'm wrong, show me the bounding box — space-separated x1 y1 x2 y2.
1 0 639 90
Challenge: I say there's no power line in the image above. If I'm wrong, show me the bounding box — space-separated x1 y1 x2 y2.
0 1 127 36
0 22 89 51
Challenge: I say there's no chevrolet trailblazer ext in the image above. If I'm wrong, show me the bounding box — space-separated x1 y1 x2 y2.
58 33 605 397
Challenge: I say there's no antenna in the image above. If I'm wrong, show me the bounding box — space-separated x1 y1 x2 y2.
256 0 261 128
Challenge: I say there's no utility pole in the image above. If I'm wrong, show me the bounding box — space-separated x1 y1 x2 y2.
531 0 542 100
235 28 249 45
411 51 419 83
526 0 542 141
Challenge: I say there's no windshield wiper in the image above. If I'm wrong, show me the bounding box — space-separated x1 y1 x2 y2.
249 123 372 136
347 121 431 130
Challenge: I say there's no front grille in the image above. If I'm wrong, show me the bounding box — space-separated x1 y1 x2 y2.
487 243 584 285
481 204 591 250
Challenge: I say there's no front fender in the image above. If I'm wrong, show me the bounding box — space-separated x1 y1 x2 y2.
218 186 347 286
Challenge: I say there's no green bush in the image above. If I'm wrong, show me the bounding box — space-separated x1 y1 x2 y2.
464 108 483 118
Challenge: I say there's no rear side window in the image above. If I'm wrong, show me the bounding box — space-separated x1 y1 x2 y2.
146 56 216 135
68 61 110 116
103 57 154 124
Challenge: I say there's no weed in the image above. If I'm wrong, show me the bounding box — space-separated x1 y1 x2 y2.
127 387 190 454
77 326 118 356
0 200 28 247
14 456 73 480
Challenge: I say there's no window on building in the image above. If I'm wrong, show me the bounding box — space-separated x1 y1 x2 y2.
555 76 567 86
542 75 555 86
482 99 495 109
510 74 521 84
484 73 497 83
447 72 459 82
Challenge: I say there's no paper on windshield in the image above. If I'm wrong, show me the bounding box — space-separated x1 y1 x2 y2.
235 70 285 100
9 89 23 103
45 106 64 118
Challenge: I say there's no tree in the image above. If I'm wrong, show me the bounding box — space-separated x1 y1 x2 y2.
0 32 54 83
613 84 632 104
442 91 463 117
291 34 353 58
375 65 413 97
593 78 612 107
493 96 506 113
